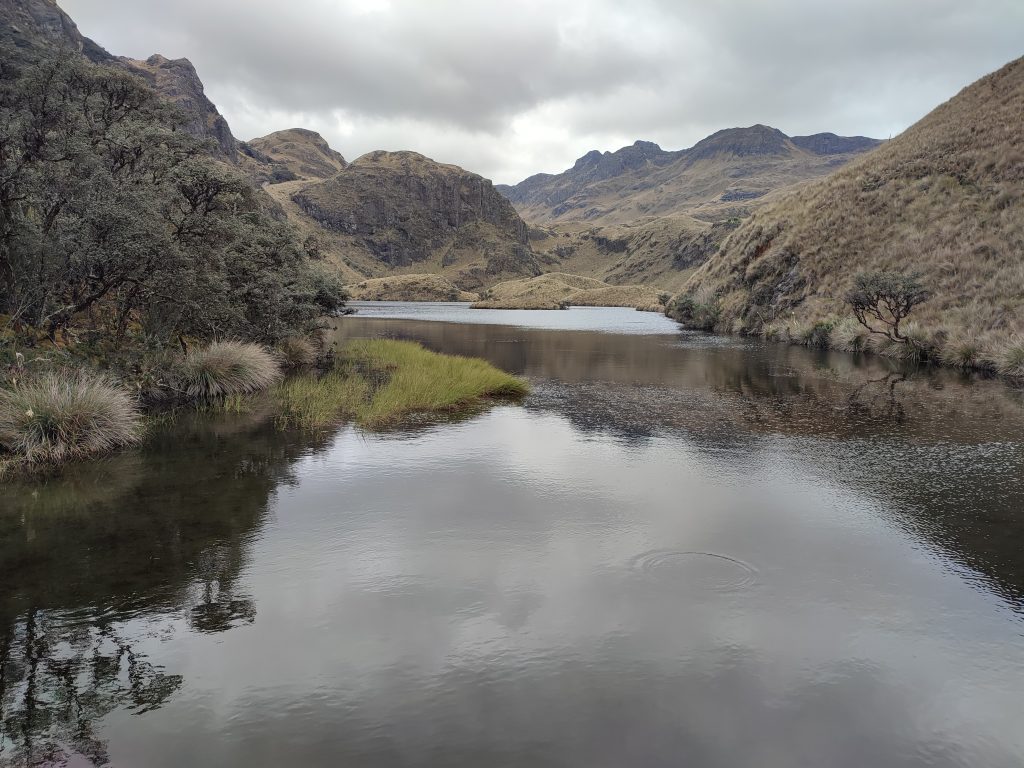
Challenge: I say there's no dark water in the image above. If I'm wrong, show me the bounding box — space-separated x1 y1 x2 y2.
2 303 1024 767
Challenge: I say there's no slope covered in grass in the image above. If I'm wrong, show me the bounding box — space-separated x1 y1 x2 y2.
472 273 667 311
676 57 1024 365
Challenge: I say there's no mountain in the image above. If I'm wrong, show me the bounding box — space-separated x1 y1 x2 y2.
677 56 1024 360
497 125 881 292
265 150 540 290
501 125 881 226
3 0 538 293
248 128 347 181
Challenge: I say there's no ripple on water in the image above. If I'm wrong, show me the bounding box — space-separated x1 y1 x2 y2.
629 550 759 592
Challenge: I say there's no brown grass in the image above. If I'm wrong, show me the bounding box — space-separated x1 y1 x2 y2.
180 341 283 400
472 272 665 310
672 56 1024 374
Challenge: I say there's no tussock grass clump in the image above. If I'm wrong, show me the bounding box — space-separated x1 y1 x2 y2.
940 335 993 371
342 339 529 426
0 369 141 463
276 337 317 370
273 372 369 430
792 320 833 348
180 341 283 400
832 318 872 353
997 337 1024 378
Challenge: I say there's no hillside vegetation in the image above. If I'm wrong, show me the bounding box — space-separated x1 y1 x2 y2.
346 274 479 302
673 57 1024 369
499 127 880 289
472 273 667 311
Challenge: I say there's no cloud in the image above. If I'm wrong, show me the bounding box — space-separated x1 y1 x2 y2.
60 0 1024 183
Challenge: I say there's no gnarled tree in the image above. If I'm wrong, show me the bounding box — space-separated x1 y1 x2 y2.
844 271 929 344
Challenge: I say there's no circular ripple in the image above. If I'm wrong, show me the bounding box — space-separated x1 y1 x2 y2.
629 550 759 592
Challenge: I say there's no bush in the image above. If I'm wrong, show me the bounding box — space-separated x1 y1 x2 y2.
997 337 1024 378
666 293 721 331
845 271 929 342
793 320 833 348
0 369 141 463
276 337 318 370
179 341 283 400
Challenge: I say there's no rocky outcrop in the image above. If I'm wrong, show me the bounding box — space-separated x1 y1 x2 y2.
121 54 238 161
248 128 347 181
292 151 535 279
0 0 112 62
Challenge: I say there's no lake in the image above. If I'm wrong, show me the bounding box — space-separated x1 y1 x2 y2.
2 303 1023 767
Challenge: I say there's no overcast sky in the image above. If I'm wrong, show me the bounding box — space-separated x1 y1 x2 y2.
61 0 1022 184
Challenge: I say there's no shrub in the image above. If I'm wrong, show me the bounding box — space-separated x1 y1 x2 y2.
794 320 833 348
666 293 721 331
844 271 929 343
0 369 141 463
997 337 1024 378
179 341 282 400
276 337 317 370
760 323 784 342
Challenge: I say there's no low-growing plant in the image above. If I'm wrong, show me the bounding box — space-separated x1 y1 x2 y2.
793 320 834 348
832 318 872 353
273 372 369 430
666 293 721 331
179 341 283 401
940 335 991 371
997 337 1024 378
0 369 142 463
276 337 318 371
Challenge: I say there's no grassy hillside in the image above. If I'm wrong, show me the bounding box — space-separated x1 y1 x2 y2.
674 57 1024 370
499 127 880 289
472 273 668 311
346 274 479 302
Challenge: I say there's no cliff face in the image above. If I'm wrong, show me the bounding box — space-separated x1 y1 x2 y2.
0 0 112 62
121 54 239 161
248 128 347 182
289 151 537 287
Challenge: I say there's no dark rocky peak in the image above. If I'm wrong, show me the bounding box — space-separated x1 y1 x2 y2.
567 140 680 183
791 132 883 155
0 0 112 61
686 124 791 161
121 53 238 160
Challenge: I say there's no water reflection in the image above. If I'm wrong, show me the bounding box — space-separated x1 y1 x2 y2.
0 306 1023 767
0 410 331 765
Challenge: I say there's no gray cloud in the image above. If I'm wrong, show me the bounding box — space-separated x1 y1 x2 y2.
61 0 1023 183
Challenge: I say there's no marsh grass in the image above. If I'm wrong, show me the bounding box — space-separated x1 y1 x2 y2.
272 372 369 430
0 369 141 463
271 339 528 430
180 341 283 400
344 339 529 426
276 337 317 370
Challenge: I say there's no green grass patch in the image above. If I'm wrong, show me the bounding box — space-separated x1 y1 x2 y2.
272 339 529 430
272 371 369 430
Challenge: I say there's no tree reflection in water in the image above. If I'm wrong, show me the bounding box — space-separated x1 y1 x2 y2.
0 408 333 766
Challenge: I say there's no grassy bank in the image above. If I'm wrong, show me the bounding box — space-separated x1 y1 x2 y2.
274 339 529 429
1 339 528 476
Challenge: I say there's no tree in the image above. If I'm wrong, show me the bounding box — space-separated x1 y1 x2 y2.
844 271 929 343
0 47 345 352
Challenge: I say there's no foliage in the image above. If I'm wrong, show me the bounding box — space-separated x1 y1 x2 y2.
0 48 346 353
179 341 282 400
997 337 1024 378
666 293 721 331
276 336 318 370
844 272 930 343
0 368 141 462
341 339 529 426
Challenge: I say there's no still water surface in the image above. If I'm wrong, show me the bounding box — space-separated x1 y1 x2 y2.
2 303 1024 767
